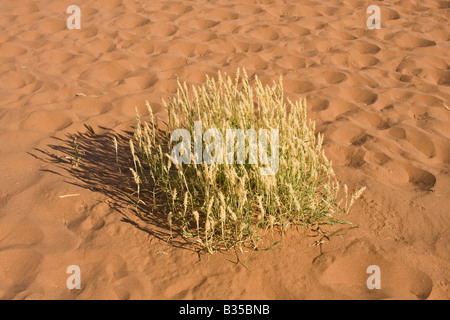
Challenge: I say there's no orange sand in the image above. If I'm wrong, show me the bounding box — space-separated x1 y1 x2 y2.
0 0 448 299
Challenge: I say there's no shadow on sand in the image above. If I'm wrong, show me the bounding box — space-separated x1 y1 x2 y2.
29 124 200 253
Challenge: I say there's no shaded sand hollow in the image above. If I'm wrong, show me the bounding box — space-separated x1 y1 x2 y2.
0 0 449 299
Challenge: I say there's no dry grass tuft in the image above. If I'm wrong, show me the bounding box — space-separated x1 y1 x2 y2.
122 69 365 253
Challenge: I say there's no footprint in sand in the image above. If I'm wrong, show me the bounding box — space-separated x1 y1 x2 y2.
319 70 348 85
20 110 73 133
0 43 27 57
112 13 150 29
385 31 436 48
0 248 43 299
316 240 433 299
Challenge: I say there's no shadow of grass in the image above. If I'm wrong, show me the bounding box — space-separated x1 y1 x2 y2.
29 124 198 253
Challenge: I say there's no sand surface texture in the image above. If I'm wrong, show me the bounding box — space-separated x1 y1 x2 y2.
0 0 449 299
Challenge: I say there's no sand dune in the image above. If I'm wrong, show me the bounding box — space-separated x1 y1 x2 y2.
0 0 449 299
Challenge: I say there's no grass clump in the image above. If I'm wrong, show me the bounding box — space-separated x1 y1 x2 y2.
126 69 365 254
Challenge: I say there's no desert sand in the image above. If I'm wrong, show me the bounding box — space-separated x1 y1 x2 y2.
0 0 448 300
